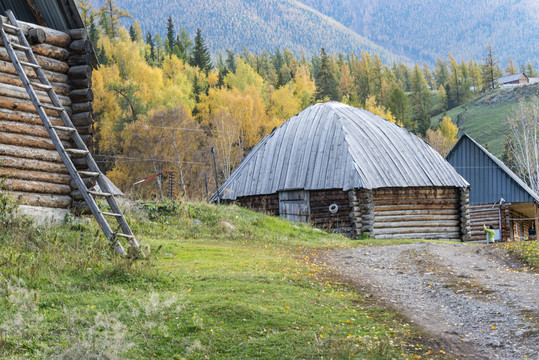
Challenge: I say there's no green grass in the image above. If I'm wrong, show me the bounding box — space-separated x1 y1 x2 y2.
501 240 539 270
431 84 539 158
432 100 517 157
0 199 456 359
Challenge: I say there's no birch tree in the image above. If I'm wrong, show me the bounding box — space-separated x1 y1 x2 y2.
507 97 539 193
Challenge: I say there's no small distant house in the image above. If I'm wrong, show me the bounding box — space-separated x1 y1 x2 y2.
0 1 97 220
497 73 529 87
213 102 471 241
446 134 539 242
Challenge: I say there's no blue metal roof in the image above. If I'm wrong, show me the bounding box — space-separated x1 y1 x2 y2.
446 134 539 204
214 102 469 200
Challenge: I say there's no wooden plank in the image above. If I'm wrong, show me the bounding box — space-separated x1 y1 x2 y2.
23 0 48 27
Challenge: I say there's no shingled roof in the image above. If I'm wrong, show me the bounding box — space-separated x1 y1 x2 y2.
215 102 469 201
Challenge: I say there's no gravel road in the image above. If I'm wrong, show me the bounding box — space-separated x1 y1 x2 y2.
324 242 538 360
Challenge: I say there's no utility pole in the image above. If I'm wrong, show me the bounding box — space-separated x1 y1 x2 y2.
211 147 221 204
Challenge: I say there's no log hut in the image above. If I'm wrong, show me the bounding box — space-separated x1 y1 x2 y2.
0 1 96 221
446 134 539 242
213 102 471 241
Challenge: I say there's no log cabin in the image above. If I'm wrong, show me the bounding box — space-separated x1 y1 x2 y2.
446 134 539 242
0 0 96 222
497 73 529 88
213 102 471 241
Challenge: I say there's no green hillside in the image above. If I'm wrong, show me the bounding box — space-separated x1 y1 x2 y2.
299 0 539 65
89 0 409 63
432 83 539 157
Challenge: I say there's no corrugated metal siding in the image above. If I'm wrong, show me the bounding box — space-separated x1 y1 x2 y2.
216 102 468 200
0 0 83 30
446 134 539 204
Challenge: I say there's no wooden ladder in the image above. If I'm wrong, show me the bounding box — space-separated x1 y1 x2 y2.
0 10 139 256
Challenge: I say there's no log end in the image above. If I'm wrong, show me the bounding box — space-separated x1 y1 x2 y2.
28 28 47 45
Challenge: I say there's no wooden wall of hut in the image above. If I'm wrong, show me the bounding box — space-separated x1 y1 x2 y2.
0 16 94 210
509 208 534 241
368 187 467 240
235 194 279 216
468 204 510 242
309 189 353 235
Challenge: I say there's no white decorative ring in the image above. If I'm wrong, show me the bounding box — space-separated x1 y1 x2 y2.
329 204 339 214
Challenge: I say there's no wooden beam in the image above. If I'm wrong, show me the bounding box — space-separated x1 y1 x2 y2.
23 0 48 27
535 203 539 240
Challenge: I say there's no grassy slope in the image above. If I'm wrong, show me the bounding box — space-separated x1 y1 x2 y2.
432 84 539 158
0 200 455 359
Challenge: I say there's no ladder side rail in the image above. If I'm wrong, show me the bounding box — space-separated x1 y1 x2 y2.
1 14 126 254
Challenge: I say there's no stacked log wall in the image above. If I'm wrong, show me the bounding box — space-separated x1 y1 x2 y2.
0 16 94 210
349 189 373 237
509 208 534 241
468 204 507 242
235 194 279 216
309 189 353 235
371 187 464 240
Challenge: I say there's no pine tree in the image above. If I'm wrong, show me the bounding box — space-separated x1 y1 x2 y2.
506 57 517 75
99 0 132 38
482 44 499 90
226 50 237 74
145 31 155 63
388 87 411 129
315 48 339 101
129 25 136 42
526 62 538 77
190 28 212 74
411 64 432 135
447 53 462 107
88 14 99 45
435 58 449 88
166 16 176 56
502 134 519 174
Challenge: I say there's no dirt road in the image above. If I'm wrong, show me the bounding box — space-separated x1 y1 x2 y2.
324 242 538 359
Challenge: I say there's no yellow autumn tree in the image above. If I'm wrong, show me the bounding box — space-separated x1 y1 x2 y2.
364 95 398 125
424 116 458 156
108 106 206 199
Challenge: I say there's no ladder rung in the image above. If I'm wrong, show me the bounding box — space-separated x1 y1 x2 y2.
88 190 112 197
115 233 135 239
102 212 122 217
31 82 52 90
2 23 20 31
11 43 30 51
66 148 89 156
19 60 40 68
41 104 64 112
78 171 100 177
52 125 76 133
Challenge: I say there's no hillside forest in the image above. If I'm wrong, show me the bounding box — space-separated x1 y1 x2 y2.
80 0 538 200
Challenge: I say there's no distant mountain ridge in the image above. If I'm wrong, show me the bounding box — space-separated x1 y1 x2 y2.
298 0 539 66
89 0 410 64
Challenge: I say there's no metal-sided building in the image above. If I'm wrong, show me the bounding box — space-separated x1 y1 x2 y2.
0 0 96 221
213 102 471 240
446 134 539 242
